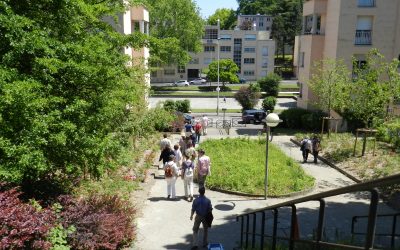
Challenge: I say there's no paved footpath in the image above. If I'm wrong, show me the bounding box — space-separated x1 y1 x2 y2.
133 122 396 250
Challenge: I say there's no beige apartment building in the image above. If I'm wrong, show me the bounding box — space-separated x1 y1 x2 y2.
151 25 275 83
237 14 273 31
294 0 400 112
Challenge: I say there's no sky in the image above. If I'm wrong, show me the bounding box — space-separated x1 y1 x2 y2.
195 0 239 18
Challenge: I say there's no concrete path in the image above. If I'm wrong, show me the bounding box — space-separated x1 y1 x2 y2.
134 121 397 250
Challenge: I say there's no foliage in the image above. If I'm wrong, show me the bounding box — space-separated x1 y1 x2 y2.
207 8 237 30
258 73 282 97
346 49 400 127
0 0 151 191
207 59 240 86
201 138 315 196
280 108 326 131
145 107 177 132
377 118 400 150
144 0 204 57
59 194 135 250
48 223 75 250
0 186 55 249
234 84 261 110
163 99 191 113
262 96 277 112
308 59 352 116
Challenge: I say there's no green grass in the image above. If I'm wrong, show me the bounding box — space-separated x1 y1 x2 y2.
200 137 315 196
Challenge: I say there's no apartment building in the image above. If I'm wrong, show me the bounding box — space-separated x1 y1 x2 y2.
151 25 275 83
237 14 273 31
294 0 400 112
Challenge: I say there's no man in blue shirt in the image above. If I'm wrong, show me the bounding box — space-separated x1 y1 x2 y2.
190 187 212 249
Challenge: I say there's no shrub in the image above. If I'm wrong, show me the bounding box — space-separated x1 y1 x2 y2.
162 100 176 112
280 108 326 131
234 84 261 110
146 107 176 132
258 73 282 97
377 118 400 150
162 99 191 113
59 194 135 250
0 186 55 249
262 96 277 112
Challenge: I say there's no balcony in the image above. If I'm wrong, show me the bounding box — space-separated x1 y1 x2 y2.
358 0 375 7
355 30 372 45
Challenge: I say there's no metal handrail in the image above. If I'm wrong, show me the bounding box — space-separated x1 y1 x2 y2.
236 173 400 250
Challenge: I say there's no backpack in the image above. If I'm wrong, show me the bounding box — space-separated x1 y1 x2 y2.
164 163 173 178
185 161 194 177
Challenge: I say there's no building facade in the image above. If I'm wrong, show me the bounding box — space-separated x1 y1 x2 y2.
151 25 275 83
237 14 273 31
294 0 400 112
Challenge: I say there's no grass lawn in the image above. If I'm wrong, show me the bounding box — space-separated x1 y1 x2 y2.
200 137 315 196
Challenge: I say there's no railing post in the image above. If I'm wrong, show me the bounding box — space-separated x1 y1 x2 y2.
240 216 244 248
260 211 266 250
391 214 397 249
365 189 379 249
246 214 250 249
316 199 325 250
289 205 297 250
272 209 278 250
252 213 256 249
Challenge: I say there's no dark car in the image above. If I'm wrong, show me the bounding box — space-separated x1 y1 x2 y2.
183 113 195 124
239 77 247 83
242 109 266 124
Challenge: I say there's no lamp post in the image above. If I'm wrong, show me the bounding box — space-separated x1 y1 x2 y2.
216 19 220 115
264 112 282 200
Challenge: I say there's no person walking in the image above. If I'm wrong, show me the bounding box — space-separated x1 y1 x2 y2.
159 133 171 151
185 143 197 161
196 149 211 189
181 154 195 202
300 137 312 163
201 114 209 135
190 187 212 249
164 155 179 199
184 121 193 137
194 121 202 144
311 135 322 164
159 145 175 165
173 144 183 170
179 134 187 155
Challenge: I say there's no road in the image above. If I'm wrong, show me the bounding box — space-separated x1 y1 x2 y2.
150 79 298 87
149 97 297 110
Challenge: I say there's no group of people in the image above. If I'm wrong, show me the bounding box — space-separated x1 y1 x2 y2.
300 135 322 163
159 133 213 249
184 114 209 145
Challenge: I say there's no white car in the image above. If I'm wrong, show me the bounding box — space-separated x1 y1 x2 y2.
173 80 189 87
189 78 207 85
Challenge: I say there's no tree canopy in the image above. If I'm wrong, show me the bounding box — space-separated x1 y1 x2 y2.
206 59 239 86
207 8 237 30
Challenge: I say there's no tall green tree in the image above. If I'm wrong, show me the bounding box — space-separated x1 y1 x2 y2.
234 84 261 110
144 0 204 64
0 0 151 187
206 59 239 86
207 8 237 30
308 59 352 117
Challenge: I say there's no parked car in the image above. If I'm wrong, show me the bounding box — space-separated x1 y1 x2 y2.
242 109 266 124
173 80 189 87
189 78 207 85
239 77 247 83
183 113 195 124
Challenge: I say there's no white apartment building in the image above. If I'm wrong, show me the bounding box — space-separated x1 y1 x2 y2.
294 0 400 114
237 14 273 31
151 25 275 83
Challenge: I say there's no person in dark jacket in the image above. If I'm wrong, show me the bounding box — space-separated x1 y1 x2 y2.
159 145 175 165
190 187 212 249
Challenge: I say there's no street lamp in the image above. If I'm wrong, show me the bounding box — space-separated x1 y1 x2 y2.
264 112 282 199
216 19 220 115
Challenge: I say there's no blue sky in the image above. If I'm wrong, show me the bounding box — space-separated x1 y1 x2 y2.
195 0 238 18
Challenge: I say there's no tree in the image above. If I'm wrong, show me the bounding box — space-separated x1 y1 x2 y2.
258 73 282 97
262 96 277 112
234 84 261 110
207 59 239 86
0 0 150 187
144 0 204 64
308 59 351 117
207 8 237 30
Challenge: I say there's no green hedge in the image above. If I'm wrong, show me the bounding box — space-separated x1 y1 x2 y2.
377 118 400 150
280 108 326 131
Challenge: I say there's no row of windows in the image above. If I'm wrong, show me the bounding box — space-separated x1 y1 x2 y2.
152 69 268 78
202 46 268 55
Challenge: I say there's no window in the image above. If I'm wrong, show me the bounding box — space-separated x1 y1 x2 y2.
189 58 199 64
177 66 185 73
261 70 267 77
143 22 149 35
244 47 256 53
243 70 255 76
133 21 140 32
259 22 264 27
355 16 373 45
300 52 305 67
204 46 215 52
358 0 375 7
262 47 268 56
220 46 231 52
244 58 255 64
262 58 268 68
203 28 218 39
204 58 212 65
164 69 175 75
220 34 232 40
244 34 256 41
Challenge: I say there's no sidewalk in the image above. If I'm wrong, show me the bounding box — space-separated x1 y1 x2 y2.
133 126 396 250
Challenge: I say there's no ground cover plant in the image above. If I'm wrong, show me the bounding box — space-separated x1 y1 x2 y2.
200 137 314 196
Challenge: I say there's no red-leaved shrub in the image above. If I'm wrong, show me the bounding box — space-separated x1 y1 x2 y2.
59 194 136 249
0 188 55 249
